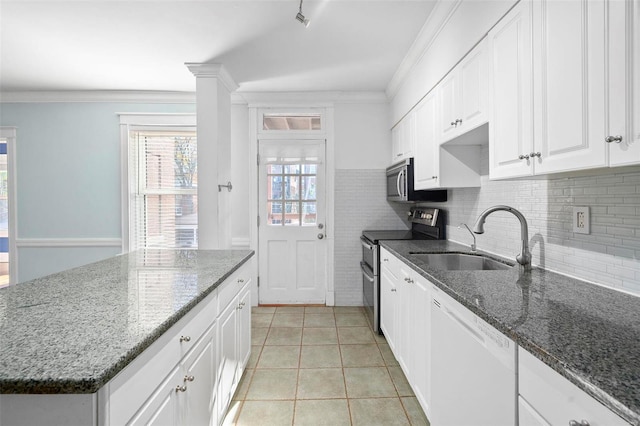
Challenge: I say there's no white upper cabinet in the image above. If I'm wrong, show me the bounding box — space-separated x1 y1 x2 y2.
414 92 440 189
391 112 415 164
532 0 608 174
607 0 640 166
488 0 534 179
414 90 481 190
438 39 489 144
489 0 638 179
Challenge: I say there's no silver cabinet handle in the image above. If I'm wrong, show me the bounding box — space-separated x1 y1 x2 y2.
450 121 457 126
605 135 623 143
530 152 541 158
383 258 389 262
391 288 397 292
569 421 590 426
175 385 187 392
396 153 402 157
456 118 462 126
184 375 194 382
518 154 530 160
237 278 245 283
179 336 191 343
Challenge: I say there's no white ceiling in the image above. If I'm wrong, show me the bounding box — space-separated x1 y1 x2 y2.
0 0 437 93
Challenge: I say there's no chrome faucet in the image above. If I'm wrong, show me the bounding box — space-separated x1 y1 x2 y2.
473 205 531 270
458 223 476 251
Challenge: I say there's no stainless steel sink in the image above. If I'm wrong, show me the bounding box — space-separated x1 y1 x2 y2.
408 253 513 271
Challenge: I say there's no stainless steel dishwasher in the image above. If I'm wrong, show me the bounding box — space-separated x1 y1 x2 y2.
430 285 517 426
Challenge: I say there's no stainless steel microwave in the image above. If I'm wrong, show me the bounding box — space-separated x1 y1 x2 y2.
386 158 447 203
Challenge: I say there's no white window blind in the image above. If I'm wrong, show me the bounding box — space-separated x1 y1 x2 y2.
129 129 198 250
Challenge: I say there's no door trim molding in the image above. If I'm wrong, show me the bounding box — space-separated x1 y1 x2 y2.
250 106 335 306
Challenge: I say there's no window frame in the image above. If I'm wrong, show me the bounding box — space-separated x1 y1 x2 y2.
258 108 325 136
119 114 197 253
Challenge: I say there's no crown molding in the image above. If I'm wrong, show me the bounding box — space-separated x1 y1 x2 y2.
0 90 386 106
185 63 239 92
386 0 463 100
0 90 196 103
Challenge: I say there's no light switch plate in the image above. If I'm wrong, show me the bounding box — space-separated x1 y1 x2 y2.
573 206 590 234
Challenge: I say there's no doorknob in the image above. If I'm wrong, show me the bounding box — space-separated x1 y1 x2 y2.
317 234 324 240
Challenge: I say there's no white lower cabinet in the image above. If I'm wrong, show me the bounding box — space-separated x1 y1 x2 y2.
380 251 400 352
106 263 251 426
380 252 631 426
380 248 432 418
519 348 629 426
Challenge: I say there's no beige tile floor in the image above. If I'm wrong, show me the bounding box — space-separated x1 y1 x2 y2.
222 306 431 426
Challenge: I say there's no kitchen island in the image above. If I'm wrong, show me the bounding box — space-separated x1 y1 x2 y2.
381 240 640 426
0 249 254 425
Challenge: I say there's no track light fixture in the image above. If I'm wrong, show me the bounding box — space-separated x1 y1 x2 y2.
295 0 310 27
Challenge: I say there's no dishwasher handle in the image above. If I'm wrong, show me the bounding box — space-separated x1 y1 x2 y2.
433 297 485 347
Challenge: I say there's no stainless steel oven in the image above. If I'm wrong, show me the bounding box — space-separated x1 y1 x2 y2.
360 207 445 334
386 158 447 203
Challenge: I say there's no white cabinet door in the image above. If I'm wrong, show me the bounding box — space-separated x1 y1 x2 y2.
408 274 431 418
237 282 252 374
129 367 182 426
439 73 460 142
532 0 607 174
459 38 488 133
217 299 238 418
391 114 415 164
608 0 640 166
519 348 628 426
183 324 217 426
488 0 534 179
414 92 440 190
439 39 489 145
380 266 398 352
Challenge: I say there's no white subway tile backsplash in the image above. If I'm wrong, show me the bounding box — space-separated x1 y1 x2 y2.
435 146 640 296
333 169 409 306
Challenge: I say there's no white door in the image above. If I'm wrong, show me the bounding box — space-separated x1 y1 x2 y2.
258 139 326 304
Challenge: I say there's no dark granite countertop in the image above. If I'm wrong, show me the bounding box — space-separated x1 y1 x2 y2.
380 240 640 426
0 249 254 394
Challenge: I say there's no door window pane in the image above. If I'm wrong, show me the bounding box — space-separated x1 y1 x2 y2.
301 176 316 200
266 162 318 227
285 176 299 200
302 202 317 225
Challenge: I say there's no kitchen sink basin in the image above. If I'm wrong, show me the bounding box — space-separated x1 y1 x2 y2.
408 252 513 271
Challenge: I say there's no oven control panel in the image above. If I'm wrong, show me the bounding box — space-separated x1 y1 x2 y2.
409 208 439 227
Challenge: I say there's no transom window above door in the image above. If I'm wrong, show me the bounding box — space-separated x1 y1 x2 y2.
267 163 317 226
263 114 321 131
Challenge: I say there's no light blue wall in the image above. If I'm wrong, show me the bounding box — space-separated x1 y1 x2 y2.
0 102 196 281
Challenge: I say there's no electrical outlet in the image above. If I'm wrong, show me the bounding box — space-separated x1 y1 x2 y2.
573 206 590 234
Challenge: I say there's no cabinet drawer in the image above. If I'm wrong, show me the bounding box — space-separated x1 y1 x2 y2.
380 248 402 278
108 290 218 425
519 348 629 426
218 264 249 312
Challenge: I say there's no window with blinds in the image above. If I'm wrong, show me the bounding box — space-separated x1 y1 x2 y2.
129 129 198 250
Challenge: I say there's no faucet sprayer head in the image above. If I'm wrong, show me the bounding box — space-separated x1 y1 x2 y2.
472 219 485 234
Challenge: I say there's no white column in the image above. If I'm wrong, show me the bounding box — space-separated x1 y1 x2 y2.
185 63 238 249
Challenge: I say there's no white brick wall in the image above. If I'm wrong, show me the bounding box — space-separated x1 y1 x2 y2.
333 169 410 305
436 146 640 296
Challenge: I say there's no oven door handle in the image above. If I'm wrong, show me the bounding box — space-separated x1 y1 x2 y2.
360 262 375 282
360 236 374 251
